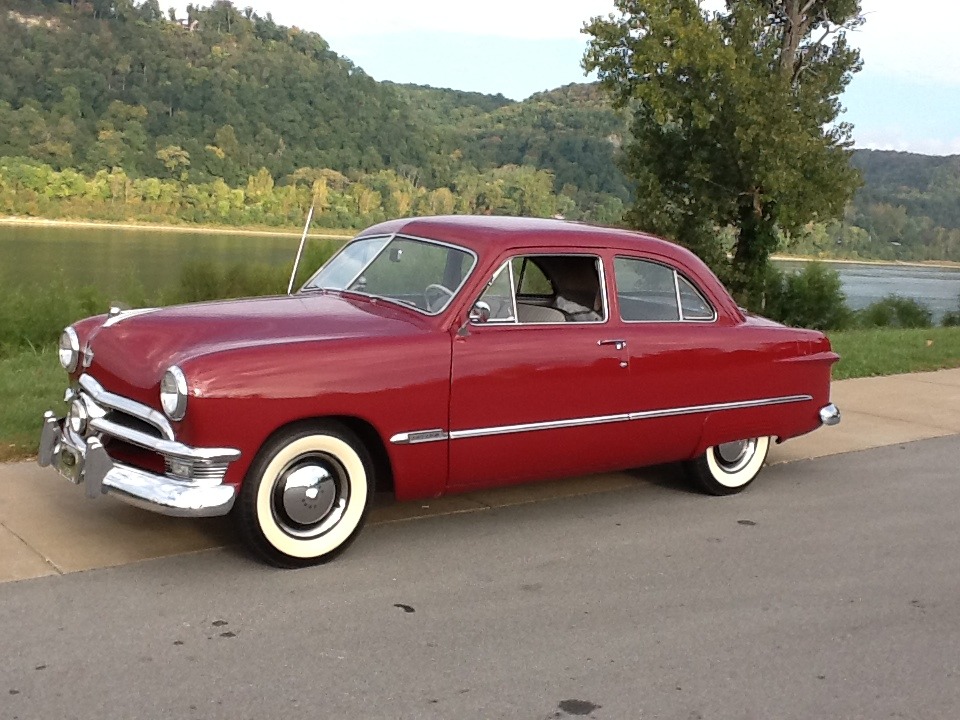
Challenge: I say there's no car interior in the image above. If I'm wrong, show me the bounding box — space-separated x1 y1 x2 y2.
477 254 605 324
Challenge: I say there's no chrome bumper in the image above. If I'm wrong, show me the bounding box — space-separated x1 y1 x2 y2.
39 411 239 517
819 403 841 426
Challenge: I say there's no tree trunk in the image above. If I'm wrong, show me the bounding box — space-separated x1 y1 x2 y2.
731 198 778 307
779 0 814 81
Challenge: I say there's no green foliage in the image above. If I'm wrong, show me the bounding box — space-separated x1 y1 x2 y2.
0 156 566 228
0 271 157 351
942 294 960 327
584 0 864 305
2 0 960 265
762 263 853 330
0 241 344 353
172 239 341 302
856 296 934 329
0 345 67 461
0 278 109 350
0 2 629 222
0 0 436 180
828 327 960 380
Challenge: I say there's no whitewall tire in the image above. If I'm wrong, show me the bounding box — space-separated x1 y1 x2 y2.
236 422 374 567
685 436 771 496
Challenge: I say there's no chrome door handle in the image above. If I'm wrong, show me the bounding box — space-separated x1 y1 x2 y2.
598 339 627 351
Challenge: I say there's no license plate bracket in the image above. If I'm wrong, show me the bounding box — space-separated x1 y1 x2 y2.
56 447 83 484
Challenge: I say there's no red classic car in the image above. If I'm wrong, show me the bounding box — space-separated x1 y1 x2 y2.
39 216 840 566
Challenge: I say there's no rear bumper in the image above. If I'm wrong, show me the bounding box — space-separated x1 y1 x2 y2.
819 403 841 426
39 411 238 517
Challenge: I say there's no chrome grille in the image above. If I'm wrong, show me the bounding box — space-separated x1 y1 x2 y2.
164 458 229 484
78 374 175 441
103 409 163 440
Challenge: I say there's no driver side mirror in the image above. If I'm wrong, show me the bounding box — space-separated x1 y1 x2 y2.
469 300 492 323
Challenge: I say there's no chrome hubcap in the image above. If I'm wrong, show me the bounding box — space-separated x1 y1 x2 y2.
714 439 757 474
272 454 348 538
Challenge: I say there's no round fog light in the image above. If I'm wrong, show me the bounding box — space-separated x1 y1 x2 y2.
67 398 88 435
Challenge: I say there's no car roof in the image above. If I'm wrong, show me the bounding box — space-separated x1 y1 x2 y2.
357 215 694 263
354 215 743 322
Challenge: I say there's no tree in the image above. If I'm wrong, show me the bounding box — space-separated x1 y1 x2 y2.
584 0 864 306
156 144 190 177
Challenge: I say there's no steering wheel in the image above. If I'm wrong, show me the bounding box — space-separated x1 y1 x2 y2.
423 283 454 312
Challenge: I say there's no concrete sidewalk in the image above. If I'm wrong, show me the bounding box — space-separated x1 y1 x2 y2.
2 368 959 584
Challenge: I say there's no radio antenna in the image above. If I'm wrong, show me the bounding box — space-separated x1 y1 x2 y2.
287 204 315 295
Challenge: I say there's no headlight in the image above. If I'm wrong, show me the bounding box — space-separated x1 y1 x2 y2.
59 327 80 372
160 366 188 421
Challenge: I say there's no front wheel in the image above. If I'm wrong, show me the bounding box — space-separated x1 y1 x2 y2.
685 436 771 496
235 422 374 567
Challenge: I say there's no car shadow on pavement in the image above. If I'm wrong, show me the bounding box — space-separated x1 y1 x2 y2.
623 462 701 495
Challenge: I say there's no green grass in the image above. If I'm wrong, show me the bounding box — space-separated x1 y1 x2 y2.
829 327 960 380
1 328 958 462
0 346 67 462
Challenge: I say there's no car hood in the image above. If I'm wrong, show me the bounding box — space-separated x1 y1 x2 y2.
82 292 429 393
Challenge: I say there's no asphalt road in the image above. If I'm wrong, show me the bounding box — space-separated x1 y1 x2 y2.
2 436 959 720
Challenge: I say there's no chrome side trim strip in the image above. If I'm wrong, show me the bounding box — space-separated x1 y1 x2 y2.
450 412 631 440
626 394 812 422
390 394 814 445
79 374 175 441
390 429 450 445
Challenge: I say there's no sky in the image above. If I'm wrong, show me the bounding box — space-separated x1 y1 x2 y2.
181 0 960 155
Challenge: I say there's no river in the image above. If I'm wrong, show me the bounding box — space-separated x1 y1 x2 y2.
2 223 959 322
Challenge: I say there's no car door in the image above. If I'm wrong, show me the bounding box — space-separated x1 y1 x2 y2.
610 254 731 464
447 252 640 490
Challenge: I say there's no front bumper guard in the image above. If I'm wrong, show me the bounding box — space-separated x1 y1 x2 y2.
39 411 239 517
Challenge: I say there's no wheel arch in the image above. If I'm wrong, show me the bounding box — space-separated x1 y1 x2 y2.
248 415 394 497
694 411 784 458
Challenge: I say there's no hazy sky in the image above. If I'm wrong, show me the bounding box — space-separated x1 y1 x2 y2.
181 1 960 155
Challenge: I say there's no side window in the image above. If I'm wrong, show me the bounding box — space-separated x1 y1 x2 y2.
512 257 554 297
475 263 516 322
473 255 606 324
678 275 715 320
614 258 680 321
614 257 716 322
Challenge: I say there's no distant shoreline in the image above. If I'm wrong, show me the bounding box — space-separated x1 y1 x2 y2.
771 253 960 271
2 215 958 270
0 215 353 240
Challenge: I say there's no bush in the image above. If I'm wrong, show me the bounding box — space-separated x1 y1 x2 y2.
760 262 853 330
0 280 106 351
942 294 960 327
857 295 933 329
0 276 158 353
173 260 288 303
172 240 341 304
0 240 346 354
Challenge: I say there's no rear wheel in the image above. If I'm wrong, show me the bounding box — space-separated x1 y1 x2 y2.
685 436 771 496
235 422 374 567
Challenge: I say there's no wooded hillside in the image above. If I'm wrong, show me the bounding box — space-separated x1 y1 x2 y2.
0 0 957 260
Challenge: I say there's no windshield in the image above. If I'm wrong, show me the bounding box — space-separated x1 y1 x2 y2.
302 235 477 315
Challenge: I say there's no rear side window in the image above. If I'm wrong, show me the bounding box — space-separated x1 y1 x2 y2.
614 257 715 322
